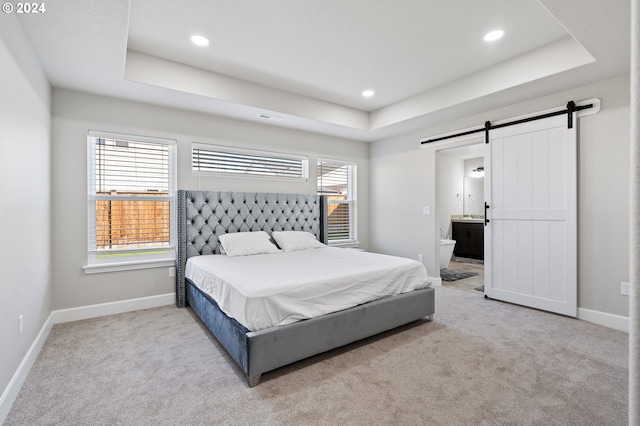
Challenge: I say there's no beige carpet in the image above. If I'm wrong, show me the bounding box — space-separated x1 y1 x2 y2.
5 287 628 425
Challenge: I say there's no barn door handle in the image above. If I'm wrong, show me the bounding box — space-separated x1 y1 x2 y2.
484 203 490 226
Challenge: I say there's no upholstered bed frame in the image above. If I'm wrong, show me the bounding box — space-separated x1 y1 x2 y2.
176 190 435 386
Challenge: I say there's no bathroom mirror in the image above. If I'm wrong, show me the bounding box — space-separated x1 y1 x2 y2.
463 177 484 217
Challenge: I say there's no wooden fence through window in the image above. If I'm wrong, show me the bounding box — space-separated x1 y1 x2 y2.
96 192 170 250
326 195 350 240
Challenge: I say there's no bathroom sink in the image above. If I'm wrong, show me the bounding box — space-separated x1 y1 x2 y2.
452 216 484 223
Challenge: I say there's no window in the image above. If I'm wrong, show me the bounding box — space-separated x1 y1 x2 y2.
86 131 176 271
192 143 308 181
317 159 357 244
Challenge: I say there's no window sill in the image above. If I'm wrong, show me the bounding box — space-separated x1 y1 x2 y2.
328 241 361 249
83 258 175 274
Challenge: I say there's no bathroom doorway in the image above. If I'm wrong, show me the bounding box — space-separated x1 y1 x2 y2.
436 141 485 294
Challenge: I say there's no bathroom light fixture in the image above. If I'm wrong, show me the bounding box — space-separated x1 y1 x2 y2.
362 90 375 97
472 166 485 177
190 35 210 46
484 30 504 42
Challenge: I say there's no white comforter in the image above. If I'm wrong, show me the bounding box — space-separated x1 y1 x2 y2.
185 247 431 331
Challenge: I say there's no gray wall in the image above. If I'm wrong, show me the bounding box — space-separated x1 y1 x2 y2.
0 17 52 400
370 75 631 317
51 89 369 310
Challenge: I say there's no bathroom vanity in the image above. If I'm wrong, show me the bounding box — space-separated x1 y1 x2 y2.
451 217 484 260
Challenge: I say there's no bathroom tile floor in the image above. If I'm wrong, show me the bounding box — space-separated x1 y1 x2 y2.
441 258 485 294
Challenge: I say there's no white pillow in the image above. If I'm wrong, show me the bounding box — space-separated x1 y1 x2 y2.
272 231 325 252
218 231 280 257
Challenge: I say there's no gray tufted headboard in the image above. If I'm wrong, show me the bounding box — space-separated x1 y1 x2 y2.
176 190 327 308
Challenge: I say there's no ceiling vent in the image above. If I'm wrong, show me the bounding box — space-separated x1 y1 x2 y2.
258 114 284 122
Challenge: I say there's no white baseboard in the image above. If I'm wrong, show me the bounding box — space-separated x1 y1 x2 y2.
577 307 629 333
52 293 176 324
0 312 54 424
430 277 442 287
0 292 176 423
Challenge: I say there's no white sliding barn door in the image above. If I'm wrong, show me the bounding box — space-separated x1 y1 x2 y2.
484 114 577 317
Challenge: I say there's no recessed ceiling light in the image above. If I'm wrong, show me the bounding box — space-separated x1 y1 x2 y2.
190 35 210 46
484 30 504 42
362 90 375 97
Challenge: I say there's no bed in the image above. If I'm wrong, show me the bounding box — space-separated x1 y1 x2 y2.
176 190 435 386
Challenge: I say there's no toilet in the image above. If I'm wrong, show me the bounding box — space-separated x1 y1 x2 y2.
439 239 456 269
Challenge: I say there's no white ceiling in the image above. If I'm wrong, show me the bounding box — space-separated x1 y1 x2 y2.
16 0 630 142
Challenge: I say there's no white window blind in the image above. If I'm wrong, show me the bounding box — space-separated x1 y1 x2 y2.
192 143 308 180
87 131 176 265
317 159 357 243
